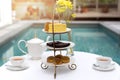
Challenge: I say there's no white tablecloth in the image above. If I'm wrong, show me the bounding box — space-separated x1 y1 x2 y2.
0 51 120 80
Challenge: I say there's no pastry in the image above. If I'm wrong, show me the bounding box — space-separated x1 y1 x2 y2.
55 54 63 59
47 55 70 65
47 56 54 63
44 22 50 31
62 56 70 63
53 57 63 65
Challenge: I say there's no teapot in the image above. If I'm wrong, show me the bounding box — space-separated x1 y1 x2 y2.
18 37 46 60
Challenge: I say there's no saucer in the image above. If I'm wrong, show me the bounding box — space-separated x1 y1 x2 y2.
6 64 29 71
92 63 115 71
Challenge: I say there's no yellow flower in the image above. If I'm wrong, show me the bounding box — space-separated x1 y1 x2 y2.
64 0 73 9
56 0 73 13
56 6 66 13
55 0 75 23
66 20 70 23
71 13 76 18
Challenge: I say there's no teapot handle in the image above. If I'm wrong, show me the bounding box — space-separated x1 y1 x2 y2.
46 36 51 42
18 40 27 54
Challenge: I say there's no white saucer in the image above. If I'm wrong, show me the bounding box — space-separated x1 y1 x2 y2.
92 63 115 71
6 64 29 71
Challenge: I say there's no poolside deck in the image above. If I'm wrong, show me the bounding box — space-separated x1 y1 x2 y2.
100 22 120 35
0 20 120 46
0 21 32 46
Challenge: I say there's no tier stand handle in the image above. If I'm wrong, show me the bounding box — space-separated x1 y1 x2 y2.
54 65 57 79
51 2 57 79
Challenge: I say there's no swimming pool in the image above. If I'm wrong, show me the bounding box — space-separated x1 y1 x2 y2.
0 23 120 66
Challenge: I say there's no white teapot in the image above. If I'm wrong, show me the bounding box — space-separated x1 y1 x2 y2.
18 37 46 60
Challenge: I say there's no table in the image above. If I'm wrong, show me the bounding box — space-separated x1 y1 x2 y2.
0 51 120 80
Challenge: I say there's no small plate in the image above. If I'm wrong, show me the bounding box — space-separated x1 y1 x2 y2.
92 63 115 71
6 64 29 71
42 28 71 34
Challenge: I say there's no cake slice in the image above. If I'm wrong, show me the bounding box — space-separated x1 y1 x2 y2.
44 22 67 33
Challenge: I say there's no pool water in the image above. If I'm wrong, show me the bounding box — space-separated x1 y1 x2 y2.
0 24 120 66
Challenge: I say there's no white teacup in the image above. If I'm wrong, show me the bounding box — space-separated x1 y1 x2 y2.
96 56 112 68
9 56 25 66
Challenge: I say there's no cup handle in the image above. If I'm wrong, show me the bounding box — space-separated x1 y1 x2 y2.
18 40 27 54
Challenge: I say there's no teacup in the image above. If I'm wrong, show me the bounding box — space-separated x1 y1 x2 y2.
9 56 25 66
96 56 112 68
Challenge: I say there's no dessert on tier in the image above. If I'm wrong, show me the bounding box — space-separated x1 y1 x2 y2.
47 54 70 65
47 41 70 48
44 22 67 33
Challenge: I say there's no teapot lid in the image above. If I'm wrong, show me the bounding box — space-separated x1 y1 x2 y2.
27 38 44 44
